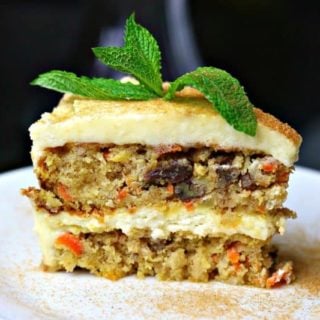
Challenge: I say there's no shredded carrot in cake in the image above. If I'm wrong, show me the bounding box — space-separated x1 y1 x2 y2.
262 161 278 173
227 246 240 265
155 144 183 156
257 205 266 214
266 268 291 288
184 200 194 212
56 233 83 256
57 183 73 202
117 187 128 201
166 183 174 194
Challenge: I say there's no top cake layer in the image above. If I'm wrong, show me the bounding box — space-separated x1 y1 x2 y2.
30 88 301 166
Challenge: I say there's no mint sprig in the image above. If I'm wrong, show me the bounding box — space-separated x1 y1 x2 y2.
165 67 257 136
31 70 156 100
93 14 163 96
31 13 257 136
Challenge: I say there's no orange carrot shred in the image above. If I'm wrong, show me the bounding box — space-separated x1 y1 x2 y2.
155 144 183 156
57 183 73 202
117 188 128 201
170 145 183 152
184 200 194 212
266 269 289 288
56 233 83 256
262 162 278 173
234 262 242 271
257 205 266 214
266 275 277 288
227 246 240 265
167 183 174 194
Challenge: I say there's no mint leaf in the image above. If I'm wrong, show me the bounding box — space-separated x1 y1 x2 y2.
93 13 163 96
124 14 162 82
30 14 257 137
165 67 257 136
31 70 157 100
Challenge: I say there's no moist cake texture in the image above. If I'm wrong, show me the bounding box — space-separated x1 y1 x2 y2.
28 143 290 213
23 89 301 288
44 230 287 287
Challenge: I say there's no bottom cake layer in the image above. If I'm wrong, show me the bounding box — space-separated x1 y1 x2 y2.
41 229 294 288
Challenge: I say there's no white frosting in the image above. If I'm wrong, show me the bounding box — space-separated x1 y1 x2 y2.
34 204 285 243
33 204 286 266
29 95 300 166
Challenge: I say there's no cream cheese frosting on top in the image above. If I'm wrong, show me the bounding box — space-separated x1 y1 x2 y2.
29 89 301 166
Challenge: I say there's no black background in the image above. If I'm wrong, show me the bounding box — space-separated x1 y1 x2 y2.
1 0 319 172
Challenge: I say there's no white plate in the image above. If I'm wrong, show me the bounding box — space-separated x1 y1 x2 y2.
0 166 319 320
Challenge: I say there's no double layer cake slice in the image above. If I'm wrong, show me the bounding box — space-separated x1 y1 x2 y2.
23 88 301 287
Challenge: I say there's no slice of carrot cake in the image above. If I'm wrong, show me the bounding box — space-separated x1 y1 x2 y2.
23 14 301 288
23 88 300 287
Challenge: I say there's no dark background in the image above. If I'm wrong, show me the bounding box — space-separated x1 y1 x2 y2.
1 0 320 172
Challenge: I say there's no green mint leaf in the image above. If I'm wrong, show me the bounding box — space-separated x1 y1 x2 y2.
165 67 257 136
124 14 162 82
31 70 157 100
93 13 163 96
